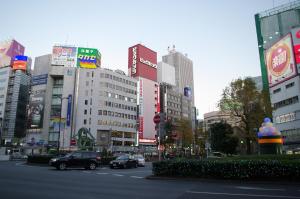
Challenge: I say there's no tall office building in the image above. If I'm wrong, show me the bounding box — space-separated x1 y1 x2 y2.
162 47 195 106
75 68 137 152
255 1 300 90
0 39 30 145
128 44 159 151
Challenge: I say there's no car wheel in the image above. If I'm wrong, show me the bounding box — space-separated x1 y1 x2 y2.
134 163 138 168
123 164 127 169
89 162 96 170
59 163 66 170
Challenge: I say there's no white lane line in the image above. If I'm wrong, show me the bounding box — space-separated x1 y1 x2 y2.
113 174 124 177
96 172 109 175
186 191 300 199
82 171 91 174
130 176 143 179
236 186 285 191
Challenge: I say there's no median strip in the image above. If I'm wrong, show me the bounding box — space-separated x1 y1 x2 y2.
186 191 300 198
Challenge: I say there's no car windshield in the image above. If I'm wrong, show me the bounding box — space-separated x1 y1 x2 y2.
64 153 73 157
116 155 129 160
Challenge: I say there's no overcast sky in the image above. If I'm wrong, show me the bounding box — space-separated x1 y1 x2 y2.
0 0 293 119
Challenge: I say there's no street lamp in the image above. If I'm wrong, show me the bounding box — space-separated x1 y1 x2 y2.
57 96 69 153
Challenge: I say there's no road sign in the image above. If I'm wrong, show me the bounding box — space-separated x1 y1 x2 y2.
153 114 160 124
70 139 76 146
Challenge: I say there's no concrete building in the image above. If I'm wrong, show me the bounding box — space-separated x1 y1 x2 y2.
255 1 300 153
27 53 77 149
162 48 195 106
203 111 239 132
75 68 137 152
128 44 159 151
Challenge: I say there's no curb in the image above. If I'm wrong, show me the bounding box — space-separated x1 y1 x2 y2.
145 175 300 185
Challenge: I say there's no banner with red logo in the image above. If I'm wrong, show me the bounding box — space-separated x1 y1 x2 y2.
265 34 296 87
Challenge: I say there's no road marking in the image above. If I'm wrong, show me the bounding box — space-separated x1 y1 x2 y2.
112 170 151 174
96 172 109 175
130 176 143 179
82 171 91 174
186 191 300 199
113 174 124 177
100 167 108 169
235 186 285 191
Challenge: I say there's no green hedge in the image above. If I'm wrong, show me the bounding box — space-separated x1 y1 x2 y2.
152 159 300 180
27 155 55 164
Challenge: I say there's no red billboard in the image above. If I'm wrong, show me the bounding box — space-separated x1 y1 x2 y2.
128 44 157 81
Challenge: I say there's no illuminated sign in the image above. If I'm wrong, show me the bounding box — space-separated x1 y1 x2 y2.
265 34 296 87
13 55 28 71
77 47 101 69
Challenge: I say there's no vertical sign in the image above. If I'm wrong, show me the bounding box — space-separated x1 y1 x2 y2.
156 85 160 113
67 95 72 127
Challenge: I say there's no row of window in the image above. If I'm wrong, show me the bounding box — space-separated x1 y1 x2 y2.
105 101 136 112
273 96 299 110
112 140 135 146
103 91 136 103
167 109 181 116
167 94 180 102
98 110 137 120
272 82 295 94
167 101 181 109
97 120 136 129
100 82 136 95
100 73 137 86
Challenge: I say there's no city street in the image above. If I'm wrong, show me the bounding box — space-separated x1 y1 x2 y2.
0 161 299 199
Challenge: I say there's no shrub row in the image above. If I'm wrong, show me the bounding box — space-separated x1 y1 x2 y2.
152 159 300 180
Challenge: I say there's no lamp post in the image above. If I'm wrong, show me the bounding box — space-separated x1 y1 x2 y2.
57 96 69 153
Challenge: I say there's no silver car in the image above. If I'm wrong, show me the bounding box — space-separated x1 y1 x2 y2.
133 154 145 167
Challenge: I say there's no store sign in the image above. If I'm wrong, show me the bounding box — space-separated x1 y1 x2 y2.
66 95 72 127
32 74 48 86
266 34 296 87
275 112 296 124
77 47 101 69
132 47 137 74
139 57 157 68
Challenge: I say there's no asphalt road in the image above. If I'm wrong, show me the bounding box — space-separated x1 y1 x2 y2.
0 161 299 199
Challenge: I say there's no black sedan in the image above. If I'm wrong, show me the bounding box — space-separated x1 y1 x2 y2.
110 155 138 169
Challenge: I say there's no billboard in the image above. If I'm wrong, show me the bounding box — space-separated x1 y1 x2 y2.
28 90 45 129
13 55 28 71
32 74 48 86
138 79 144 139
0 40 25 67
66 95 72 127
265 34 297 87
184 87 192 98
128 44 157 81
77 47 101 69
51 46 77 67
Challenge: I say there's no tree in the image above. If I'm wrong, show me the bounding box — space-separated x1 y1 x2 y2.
194 126 208 157
210 122 238 155
219 78 271 154
176 119 193 149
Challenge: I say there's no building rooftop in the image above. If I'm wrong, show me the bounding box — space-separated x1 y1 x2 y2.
257 0 300 18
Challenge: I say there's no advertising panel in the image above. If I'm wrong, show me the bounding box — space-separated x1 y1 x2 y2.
128 44 157 81
265 34 297 87
32 74 48 86
13 55 28 71
77 47 101 69
184 87 192 98
51 46 77 67
28 90 45 129
138 79 144 139
0 40 25 67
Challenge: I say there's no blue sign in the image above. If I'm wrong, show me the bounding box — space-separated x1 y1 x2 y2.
32 74 48 86
14 55 28 61
67 95 72 126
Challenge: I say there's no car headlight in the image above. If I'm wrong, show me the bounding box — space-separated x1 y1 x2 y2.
51 158 58 162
